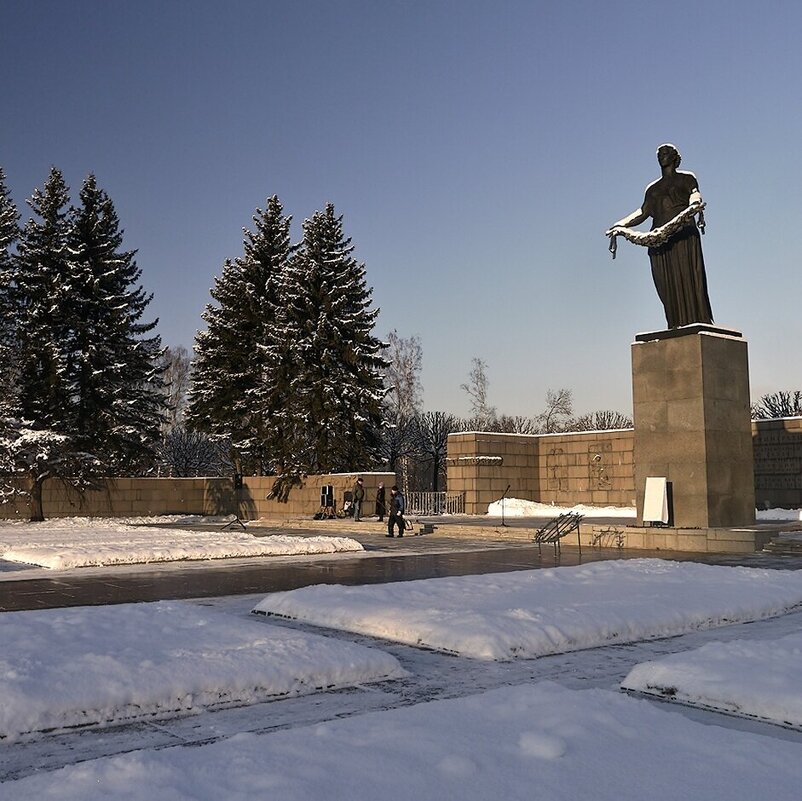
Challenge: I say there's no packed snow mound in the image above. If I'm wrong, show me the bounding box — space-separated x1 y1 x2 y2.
622 631 802 729
487 498 802 522
0 520 362 569
486 498 635 517
254 559 802 660
0 601 405 741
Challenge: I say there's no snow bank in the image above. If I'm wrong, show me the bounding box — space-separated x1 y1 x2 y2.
622 631 802 729
486 498 636 517
0 522 362 568
0 601 405 740
253 559 802 660
4 682 802 800
756 507 802 521
486 498 802 523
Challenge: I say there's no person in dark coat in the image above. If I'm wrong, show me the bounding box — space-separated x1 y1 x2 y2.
375 482 386 522
353 477 365 522
386 485 405 537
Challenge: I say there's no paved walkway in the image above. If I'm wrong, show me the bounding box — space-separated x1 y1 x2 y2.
2 520 799 612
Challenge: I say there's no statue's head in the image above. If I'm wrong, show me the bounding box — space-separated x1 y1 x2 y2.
656 143 681 168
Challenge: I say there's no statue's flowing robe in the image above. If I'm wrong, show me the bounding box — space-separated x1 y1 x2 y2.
643 171 713 328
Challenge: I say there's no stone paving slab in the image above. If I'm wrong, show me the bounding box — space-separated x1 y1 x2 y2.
2 524 800 612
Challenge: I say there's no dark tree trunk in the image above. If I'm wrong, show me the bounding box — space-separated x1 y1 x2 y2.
28 475 45 522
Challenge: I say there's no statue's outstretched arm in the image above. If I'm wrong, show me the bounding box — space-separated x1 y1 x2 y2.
606 206 648 236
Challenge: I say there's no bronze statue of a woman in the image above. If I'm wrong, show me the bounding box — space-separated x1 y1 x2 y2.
606 144 713 329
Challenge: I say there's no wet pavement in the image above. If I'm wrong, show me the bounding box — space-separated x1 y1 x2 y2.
2 524 801 612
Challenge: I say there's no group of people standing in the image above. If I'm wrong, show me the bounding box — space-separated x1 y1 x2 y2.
353 478 406 537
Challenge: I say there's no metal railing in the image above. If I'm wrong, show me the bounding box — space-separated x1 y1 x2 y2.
406 491 465 516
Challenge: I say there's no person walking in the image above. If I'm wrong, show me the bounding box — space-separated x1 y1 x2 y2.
353 477 365 522
375 482 386 522
386 485 405 537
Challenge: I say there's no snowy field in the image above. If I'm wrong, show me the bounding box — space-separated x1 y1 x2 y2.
253 559 802 659
4 681 802 801
0 517 362 568
0 601 405 740
622 631 802 729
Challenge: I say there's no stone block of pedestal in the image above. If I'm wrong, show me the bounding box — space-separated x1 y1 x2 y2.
632 325 755 528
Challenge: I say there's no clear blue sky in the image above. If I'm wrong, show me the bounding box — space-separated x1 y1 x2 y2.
2 0 801 418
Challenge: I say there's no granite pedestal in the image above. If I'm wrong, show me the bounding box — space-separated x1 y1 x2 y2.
632 325 755 528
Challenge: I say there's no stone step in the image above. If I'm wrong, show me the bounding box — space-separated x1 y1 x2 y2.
763 538 802 555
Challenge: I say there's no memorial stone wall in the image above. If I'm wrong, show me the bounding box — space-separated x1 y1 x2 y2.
752 417 802 509
447 418 802 515
0 472 395 521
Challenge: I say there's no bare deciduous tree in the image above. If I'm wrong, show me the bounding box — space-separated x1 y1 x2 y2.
751 391 802 420
413 411 460 492
493 415 540 435
568 409 633 431
157 426 229 477
538 388 574 433
381 330 423 489
384 330 423 419
461 357 497 430
160 345 192 434
378 412 418 475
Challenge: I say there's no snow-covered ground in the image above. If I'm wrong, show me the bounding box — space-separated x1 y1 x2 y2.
622 631 802 729
0 601 405 741
253 559 802 659
4 681 802 800
3 525 802 798
0 517 362 568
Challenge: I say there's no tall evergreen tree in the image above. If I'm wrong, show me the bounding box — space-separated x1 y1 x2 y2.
13 167 74 428
0 168 20 412
3 168 89 518
68 174 164 473
1 170 163 518
187 196 292 473
274 203 386 475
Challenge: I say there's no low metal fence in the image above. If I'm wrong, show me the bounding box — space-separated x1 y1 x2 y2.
406 491 465 516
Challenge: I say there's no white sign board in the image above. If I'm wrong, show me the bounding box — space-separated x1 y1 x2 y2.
643 477 669 524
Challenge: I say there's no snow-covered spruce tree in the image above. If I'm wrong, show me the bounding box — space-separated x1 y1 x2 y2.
1 170 163 519
187 196 293 474
0 168 20 415
2 168 94 519
272 203 386 477
13 167 74 430
67 174 164 474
